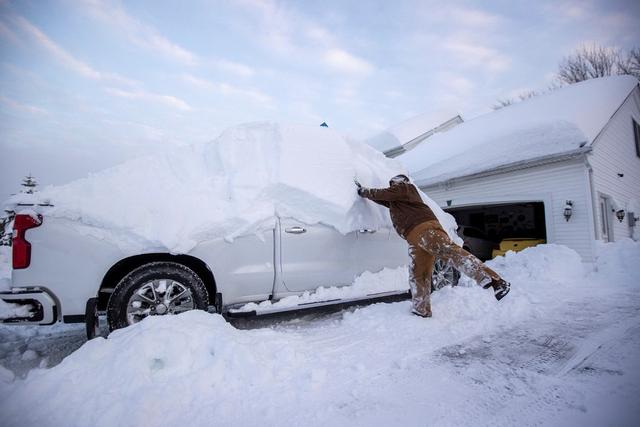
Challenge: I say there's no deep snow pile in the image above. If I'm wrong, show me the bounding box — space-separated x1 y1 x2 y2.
5 123 458 253
2 240 639 426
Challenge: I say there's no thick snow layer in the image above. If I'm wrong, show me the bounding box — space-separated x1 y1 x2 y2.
6 123 458 253
1 240 639 426
400 75 639 185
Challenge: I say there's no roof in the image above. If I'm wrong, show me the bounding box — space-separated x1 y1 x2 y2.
398 75 639 187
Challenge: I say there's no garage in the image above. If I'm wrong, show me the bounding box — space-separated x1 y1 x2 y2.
445 202 547 260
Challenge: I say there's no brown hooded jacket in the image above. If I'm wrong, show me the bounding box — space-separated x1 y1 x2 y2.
359 182 438 239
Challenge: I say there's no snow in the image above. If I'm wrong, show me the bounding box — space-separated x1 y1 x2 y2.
235 266 409 313
5 122 459 253
0 247 33 317
0 300 32 320
399 75 639 186
0 246 11 293
1 240 639 426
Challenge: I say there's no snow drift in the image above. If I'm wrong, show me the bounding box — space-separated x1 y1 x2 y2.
1 241 638 426
8 122 458 252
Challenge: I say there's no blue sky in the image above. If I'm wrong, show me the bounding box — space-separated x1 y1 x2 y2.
1 0 639 196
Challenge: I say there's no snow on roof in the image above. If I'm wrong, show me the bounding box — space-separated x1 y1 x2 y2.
365 109 461 153
399 75 639 186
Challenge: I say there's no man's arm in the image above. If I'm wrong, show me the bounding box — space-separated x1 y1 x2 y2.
364 195 390 208
359 186 408 202
355 180 389 207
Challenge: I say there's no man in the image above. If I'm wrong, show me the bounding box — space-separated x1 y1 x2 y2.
356 174 510 318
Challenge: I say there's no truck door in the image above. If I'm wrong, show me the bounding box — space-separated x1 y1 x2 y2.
354 226 408 276
277 218 359 295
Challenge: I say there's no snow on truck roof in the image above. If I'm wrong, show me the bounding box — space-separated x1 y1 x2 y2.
16 122 458 253
398 75 639 186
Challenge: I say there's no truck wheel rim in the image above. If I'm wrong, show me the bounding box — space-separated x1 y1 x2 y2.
432 260 457 290
126 279 195 325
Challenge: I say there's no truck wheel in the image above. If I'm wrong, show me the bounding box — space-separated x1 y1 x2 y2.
431 259 460 292
107 262 209 331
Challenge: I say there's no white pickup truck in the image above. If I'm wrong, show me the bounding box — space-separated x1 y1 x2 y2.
1 203 459 339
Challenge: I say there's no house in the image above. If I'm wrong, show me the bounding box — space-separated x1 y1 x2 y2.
396 75 640 262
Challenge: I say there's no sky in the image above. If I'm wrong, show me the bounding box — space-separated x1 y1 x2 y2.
1 0 639 197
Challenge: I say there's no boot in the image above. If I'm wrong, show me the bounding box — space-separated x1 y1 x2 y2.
489 279 510 301
411 309 432 318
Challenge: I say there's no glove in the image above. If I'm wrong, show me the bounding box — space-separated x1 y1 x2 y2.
354 179 364 196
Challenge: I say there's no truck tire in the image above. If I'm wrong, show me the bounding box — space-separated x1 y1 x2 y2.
107 261 209 331
431 258 460 292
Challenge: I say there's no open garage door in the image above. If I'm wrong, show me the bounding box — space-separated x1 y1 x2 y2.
445 202 547 260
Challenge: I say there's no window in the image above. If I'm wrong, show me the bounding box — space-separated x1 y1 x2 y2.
634 118 640 158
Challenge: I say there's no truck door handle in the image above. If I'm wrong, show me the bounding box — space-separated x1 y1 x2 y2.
359 229 376 233
285 226 306 234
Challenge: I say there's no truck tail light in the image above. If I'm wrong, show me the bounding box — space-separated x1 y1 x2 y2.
12 214 42 269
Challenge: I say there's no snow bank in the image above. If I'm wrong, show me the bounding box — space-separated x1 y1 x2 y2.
8 122 458 252
593 238 640 287
0 241 638 426
486 243 586 286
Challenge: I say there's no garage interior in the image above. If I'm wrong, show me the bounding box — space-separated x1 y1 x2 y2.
445 202 547 259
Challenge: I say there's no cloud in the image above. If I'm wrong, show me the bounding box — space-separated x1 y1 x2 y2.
443 74 475 95
449 8 502 28
182 74 215 90
219 83 271 104
442 36 511 73
105 88 192 111
12 16 135 85
215 59 255 77
80 0 197 65
236 0 375 77
324 48 373 75
0 95 48 114
236 0 296 54
182 74 272 105
306 25 334 46
0 20 19 44
546 0 591 21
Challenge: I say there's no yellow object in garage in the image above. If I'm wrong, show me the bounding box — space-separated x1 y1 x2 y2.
492 238 546 258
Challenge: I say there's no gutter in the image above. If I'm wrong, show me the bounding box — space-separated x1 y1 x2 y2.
415 145 593 189
384 115 463 158
584 155 600 250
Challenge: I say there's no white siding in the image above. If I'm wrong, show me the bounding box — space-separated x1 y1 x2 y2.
589 86 640 242
421 159 595 261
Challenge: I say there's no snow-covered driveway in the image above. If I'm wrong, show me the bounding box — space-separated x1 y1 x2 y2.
1 242 639 427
